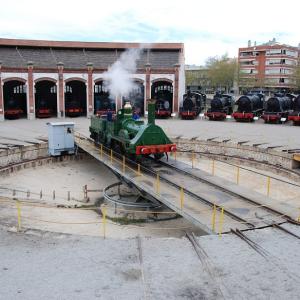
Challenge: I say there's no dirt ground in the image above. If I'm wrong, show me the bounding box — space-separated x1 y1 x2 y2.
0 157 202 238
1 224 300 300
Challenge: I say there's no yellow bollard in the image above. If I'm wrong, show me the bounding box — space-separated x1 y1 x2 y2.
122 156 126 173
137 164 141 176
110 149 113 163
218 207 224 237
212 159 215 176
100 144 103 158
16 201 21 231
236 166 240 185
267 176 271 197
156 173 160 194
212 204 217 232
101 206 107 239
180 187 184 209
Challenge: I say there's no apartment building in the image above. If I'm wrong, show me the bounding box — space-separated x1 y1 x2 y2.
238 39 299 91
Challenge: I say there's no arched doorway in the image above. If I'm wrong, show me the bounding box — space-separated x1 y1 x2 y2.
35 80 57 118
151 80 173 117
94 80 115 115
64 80 86 117
123 81 145 116
3 80 27 119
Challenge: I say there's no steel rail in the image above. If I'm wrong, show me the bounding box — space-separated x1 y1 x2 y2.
77 135 254 228
150 157 293 221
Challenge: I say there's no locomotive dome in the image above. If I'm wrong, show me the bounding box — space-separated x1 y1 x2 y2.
0 38 185 121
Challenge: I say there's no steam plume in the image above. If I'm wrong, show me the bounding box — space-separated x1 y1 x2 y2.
103 48 142 101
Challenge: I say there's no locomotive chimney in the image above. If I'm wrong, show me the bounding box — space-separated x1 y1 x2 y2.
248 40 251 47
147 99 156 125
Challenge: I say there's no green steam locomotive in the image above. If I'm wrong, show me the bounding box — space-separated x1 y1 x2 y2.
89 100 176 159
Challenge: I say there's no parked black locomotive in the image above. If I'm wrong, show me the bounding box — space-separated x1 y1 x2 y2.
261 93 292 123
205 93 234 121
94 95 116 117
155 99 172 118
232 92 264 122
36 99 52 118
4 98 24 119
65 100 83 117
288 95 300 125
179 91 206 119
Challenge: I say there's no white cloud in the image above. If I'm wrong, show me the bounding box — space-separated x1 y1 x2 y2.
0 0 299 64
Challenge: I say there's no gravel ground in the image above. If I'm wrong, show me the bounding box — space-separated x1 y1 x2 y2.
0 117 299 150
1 224 300 300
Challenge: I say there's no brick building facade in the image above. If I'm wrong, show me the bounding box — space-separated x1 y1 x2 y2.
0 38 185 121
238 39 299 92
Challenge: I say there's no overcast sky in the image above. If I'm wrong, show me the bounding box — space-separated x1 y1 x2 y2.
0 0 299 65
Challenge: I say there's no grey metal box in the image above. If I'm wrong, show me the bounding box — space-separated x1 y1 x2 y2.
47 122 75 156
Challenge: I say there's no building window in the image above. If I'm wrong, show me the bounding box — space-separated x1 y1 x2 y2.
279 78 285 83
13 85 26 94
64 85 72 93
94 83 108 93
50 86 57 94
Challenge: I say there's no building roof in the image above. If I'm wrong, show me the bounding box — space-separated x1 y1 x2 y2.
0 38 183 69
239 40 299 52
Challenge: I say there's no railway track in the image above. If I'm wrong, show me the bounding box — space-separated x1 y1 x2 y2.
185 232 229 299
272 224 300 240
136 236 149 300
176 149 300 183
230 227 300 283
140 156 288 229
76 134 296 232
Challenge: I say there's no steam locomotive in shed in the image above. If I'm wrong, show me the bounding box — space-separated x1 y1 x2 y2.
288 95 300 125
261 93 292 123
36 99 52 118
4 98 24 119
232 92 264 122
153 83 173 118
179 91 206 119
94 95 116 117
154 99 172 118
89 100 176 160
205 93 234 121
65 100 84 117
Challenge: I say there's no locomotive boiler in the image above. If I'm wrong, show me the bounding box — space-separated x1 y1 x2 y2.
90 100 176 160
232 93 264 122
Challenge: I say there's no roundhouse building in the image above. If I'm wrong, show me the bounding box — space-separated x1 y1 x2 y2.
0 38 185 121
